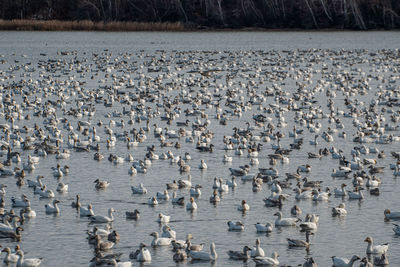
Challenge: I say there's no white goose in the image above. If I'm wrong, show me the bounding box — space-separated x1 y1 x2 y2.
332 203 347 216
274 211 299 226
22 207 37 218
364 236 389 255
190 185 202 197
16 250 42 267
0 216 17 233
45 199 60 214
39 187 55 198
128 166 137 176
27 175 43 188
90 208 115 223
218 178 229 192
348 187 364 199
135 245 151 262
223 154 232 163
131 184 147 194
237 200 250 211
189 242 217 261
299 214 318 231
186 197 197 211
250 238 265 257
294 188 312 200
150 232 172 247
199 159 207 169
227 221 244 231
253 252 279 265
12 195 30 208
312 189 330 201
331 255 360 267
52 164 64 178
161 225 176 239
156 190 170 200
226 177 237 188
157 213 170 223
1 247 19 263
56 182 68 193
147 197 158 206
80 204 95 217
255 222 273 233
334 184 347 197
178 175 192 188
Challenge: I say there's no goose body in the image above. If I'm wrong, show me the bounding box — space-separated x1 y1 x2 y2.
274 211 299 226
12 195 30 208
348 188 364 199
80 204 95 216
312 189 330 201
150 232 172 247
294 188 312 200
45 199 60 214
16 250 42 267
156 190 170 200
56 182 68 193
334 184 347 197
331 255 360 267
131 184 147 194
253 252 279 265
255 222 273 233
27 176 43 188
148 196 158 206
238 200 250 211
39 187 55 198
1 247 19 263
178 175 192 188
22 207 37 218
190 185 202 197
250 238 265 257
364 236 389 255
226 177 237 188
157 213 170 223
189 242 217 261
227 221 244 231
332 203 347 216
161 225 176 239
186 197 197 211
135 246 151 262
90 208 115 223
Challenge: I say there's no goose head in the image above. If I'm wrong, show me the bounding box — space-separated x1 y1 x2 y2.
364 236 372 243
150 232 158 237
1 247 11 254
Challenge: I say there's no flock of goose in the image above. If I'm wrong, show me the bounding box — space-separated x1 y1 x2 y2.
0 46 399 267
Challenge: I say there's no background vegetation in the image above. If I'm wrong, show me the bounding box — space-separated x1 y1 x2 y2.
0 0 399 30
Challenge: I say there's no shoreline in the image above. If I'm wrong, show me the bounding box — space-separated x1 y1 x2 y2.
0 20 396 32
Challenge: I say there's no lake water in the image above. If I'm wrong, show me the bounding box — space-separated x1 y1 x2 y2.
0 31 399 266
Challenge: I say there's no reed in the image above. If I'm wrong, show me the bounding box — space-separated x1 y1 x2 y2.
0 20 187 31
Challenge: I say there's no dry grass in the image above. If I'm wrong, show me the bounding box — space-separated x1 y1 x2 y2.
0 20 187 31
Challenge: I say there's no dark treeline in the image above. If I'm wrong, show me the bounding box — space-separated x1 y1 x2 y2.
0 0 399 30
